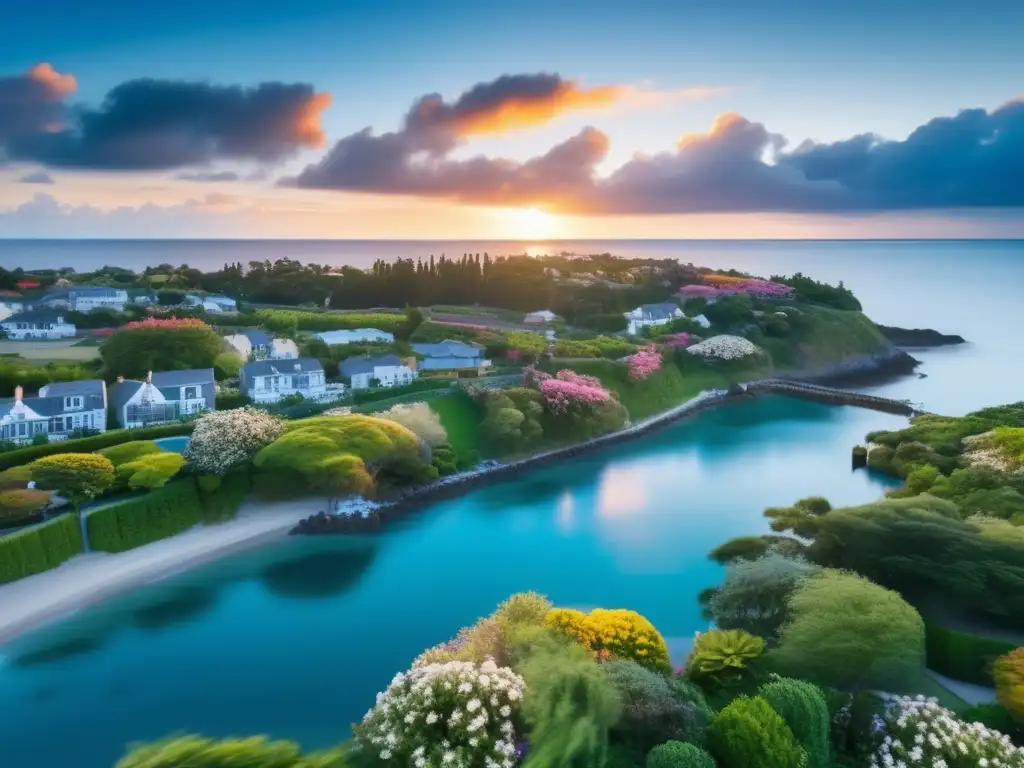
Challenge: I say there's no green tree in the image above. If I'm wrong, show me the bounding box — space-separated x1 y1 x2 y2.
708 695 807 768
759 678 830 768
101 319 224 378
769 569 925 691
30 453 114 512
646 741 715 768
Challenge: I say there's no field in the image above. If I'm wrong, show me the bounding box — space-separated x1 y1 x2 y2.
0 339 101 362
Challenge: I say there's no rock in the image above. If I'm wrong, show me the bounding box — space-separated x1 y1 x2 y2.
878 325 966 347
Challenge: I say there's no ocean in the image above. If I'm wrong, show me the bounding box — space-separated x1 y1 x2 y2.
1 238 1021 414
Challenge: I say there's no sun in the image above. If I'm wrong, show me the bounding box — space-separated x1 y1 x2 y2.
514 206 558 240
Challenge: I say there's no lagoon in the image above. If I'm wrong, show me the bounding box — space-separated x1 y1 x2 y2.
0 396 903 768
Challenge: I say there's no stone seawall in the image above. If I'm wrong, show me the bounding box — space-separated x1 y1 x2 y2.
294 346 924 535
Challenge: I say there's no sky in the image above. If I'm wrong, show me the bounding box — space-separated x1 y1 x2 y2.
1 0 1022 239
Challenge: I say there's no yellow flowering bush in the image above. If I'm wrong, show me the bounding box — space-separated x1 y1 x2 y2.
545 607 671 671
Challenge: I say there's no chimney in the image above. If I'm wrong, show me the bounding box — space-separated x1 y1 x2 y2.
145 371 153 384
116 376 125 384
14 385 23 402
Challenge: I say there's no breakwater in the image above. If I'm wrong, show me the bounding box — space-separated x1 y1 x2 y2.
744 379 925 416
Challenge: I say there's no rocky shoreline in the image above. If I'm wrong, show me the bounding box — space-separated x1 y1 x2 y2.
293 345 924 536
878 325 967 348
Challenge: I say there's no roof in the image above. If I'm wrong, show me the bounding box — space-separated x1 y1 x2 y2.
40 287 126 301
1 307 70 325
204 295 236 304
339 354 404 376
241 357 324 377
38 379 105 398
638 303 681 321
411 340 481 358
316 328 393 343
241 329 272 347
109 369 215 418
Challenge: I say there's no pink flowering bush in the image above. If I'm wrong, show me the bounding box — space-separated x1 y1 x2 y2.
625 345 662 380
733 280 794 298
122 316 209 329
663 333 692 349
539 371 612 415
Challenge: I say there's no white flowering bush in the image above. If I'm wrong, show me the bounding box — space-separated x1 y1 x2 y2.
686 334 763 361
876 695 1024 768
353 658 525 768
378 402 449 447
183 406 287 476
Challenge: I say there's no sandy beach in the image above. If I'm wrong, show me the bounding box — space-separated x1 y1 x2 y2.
0 497 322 646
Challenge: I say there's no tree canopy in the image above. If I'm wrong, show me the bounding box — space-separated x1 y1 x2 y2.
101 318 223 378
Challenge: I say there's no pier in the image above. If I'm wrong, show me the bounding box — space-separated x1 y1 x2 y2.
744 378 927 416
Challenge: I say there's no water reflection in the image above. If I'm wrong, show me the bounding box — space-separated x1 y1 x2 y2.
12 636 105 668
261 541 378 599
131 586 219 631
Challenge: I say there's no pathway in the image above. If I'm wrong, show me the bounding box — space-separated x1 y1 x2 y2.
925 670 998 707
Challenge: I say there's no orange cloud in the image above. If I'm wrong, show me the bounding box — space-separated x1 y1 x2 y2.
293 91 332 148
450 82 624 135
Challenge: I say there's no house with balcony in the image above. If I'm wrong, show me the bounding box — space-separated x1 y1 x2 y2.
623 302 684 336
339 355 417 390
0 308 76 340
239 358 337 403
411 340 486 371
39 287 129 312
241 329 273 357
110 369 215 429
0 380 107 444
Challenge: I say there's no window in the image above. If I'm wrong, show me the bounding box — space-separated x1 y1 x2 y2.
184 386 198 400
18 423 26 436
65 416 73 431
294 375 310 389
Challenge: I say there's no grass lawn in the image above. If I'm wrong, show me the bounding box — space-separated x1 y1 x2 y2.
429 392 483 456
0 340 100 362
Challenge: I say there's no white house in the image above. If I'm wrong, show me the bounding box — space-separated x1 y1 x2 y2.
110 369 215 429
316 328 394 345
1 309 76 340
39 287 128 312
412 340 486 371
203 295 237 312
624 302 684 336
339 354 416 390
239 358 335 403
240 329 273 357
0 380 107 444
524 310 558 324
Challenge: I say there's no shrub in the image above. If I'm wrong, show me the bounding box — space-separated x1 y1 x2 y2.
759 678 830 768
197 471 251 525
253 308 406 333
960 702 1022 740
687 629 765 685
706 552 818 642
879 695 1023 767
605 660 710 754
923 620 1017 685
0 422 195 471
352 659 525 766
98 440 162 467
0 514 83 585
0 488 49 523
213 351 242 380
519 640 622 767
215 389 251 411
769 570 925 691
545 607 672 671
707 695 807 768
645 741 715 768
101 317 223 378
116 452 185 490
377 401 448 447
86 479 202 552
993 647 1024 721
493 591 553 629
113 735 348 768
185 407 286 476
30 453 115 510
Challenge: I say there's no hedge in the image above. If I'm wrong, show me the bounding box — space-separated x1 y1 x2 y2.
197 472 251 524
924 619 1018 685
86 479 202 553
0 514 84 585
0 422 195 471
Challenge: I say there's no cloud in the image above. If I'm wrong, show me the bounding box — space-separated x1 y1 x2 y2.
289 84 1024 213
0 63 331 170
18 171 55 184
176 171 241 182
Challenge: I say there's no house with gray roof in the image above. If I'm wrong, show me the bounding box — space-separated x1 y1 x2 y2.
411 340 486 371
240 357 332 403
0 308 76 340
109 369 215 429
39 287 128 312
241 329 273 356
339 354 417 390
624 302 683 336
0 380 107 444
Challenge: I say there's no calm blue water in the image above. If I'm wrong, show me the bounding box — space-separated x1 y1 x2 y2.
153 436 190 453
0 397 903 768
1 238 1021 413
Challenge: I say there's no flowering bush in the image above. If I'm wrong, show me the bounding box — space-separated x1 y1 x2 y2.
662 332 693 348
625 345 662 380
352 658 525 768
686 335 763 361
537 370 612 415
122 316 210 329
545 607 671 671
184 406 286 476
878 695 1024 767
378 402 449 447
994 647 1024 721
